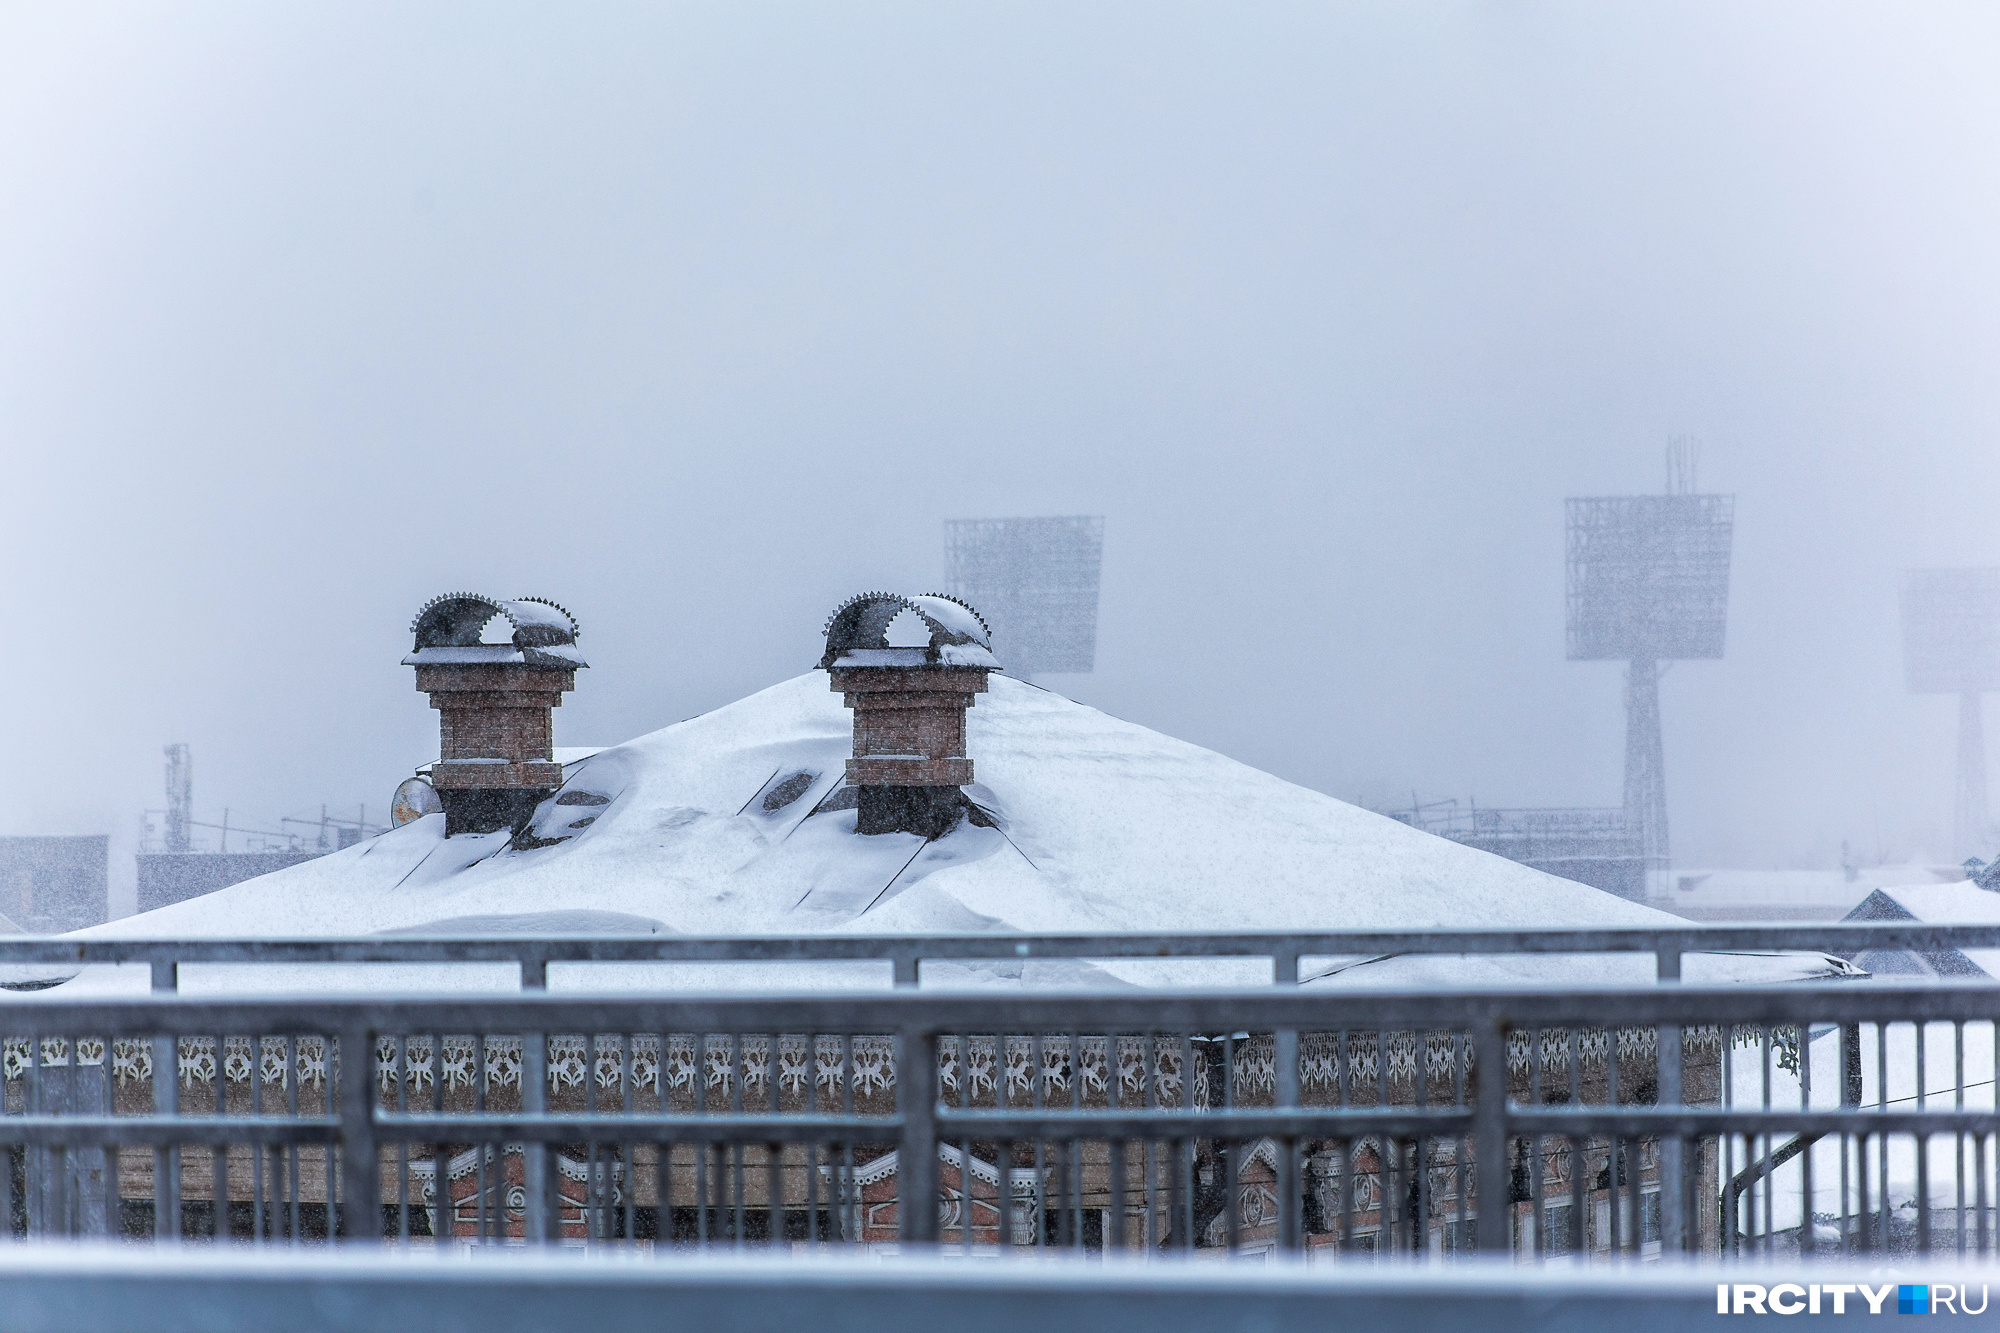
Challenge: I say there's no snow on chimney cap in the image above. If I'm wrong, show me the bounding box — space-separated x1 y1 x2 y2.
819 593 998 671
403 593 587 668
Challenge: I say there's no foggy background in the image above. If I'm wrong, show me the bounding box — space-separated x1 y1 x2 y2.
3 3 1996 915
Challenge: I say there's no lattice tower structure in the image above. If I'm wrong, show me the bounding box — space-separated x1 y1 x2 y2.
944 516 1105 681
1397 802 1648 901
1900 567 2000 857
162 744 192 856
1565 494 1735 875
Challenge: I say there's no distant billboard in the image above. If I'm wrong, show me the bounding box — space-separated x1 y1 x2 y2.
1565 495 1734 662
0 836 108 934
944 516 1105 676
1901 567 2000 695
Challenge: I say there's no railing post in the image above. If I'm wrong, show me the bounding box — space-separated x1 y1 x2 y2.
897 1025 939 1244
522 1031 556 1242
1657 1017 1686 1253
1473 1015 1510 1254
337 1021 380 1244
892 955 920 988
151 1027 179 1242
1276 1024 1302 1251
1654 946 1681 984
1272 951 1299 985
150 960 177 993
519 956 548 991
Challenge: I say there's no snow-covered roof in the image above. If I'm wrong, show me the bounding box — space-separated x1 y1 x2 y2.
39 673 1838 994
1661 865 1967 922
1843 883 2000 979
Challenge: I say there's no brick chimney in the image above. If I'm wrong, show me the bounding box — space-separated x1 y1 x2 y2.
820 593 998 838
405 594 586 836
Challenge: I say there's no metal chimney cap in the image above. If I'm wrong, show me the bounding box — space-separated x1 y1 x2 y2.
819 592 998 671
405 593 587 668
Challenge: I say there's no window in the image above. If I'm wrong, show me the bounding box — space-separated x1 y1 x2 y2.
1640 1191 1662 1246
1443 1217 1478 1252
1542 1203 1576 1254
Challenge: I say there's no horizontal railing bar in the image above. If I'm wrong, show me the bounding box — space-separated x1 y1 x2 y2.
0 1247 1827 1333
372 1113 899 1142
0 1116 341 1146
1505 1108 2000 1136
7 982 2000 1035
11 1108 1991 1149
0 922 1982 969
12 1108 1989 1149
931 1108 1477 1137
938 1107 2000 1139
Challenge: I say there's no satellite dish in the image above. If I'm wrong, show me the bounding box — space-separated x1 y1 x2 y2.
390 777 443 828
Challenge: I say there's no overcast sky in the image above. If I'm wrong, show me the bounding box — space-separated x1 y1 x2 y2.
4 2 1998 911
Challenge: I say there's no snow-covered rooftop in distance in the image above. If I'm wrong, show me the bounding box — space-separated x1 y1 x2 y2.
31 673 1840 994
1843 881 2000 979
1661 864 1968 923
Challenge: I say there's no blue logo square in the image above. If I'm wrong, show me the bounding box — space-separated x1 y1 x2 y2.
1900 1285 1929 1314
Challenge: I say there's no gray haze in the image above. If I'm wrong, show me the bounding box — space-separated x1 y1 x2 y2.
3 3 1997 913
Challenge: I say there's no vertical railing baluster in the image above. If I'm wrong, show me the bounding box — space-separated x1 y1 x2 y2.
1877 1024 1889 1253
1108 1033 1126 1254
695 1033 708 1249
337 1022 379 1244
1140 1033 1155 1255
1033 1034 1047 1251
394 1035 409 1244
1567 1030 1583 1258
152 1026 175 1242
653 1029 669 1251
286 1035 300 1246
805 1033 819 1251
840 1034 854 1247
1473 1016 1508 1256
475 1035 490 1247
1656 1012 1683 1256
960 1033 974 1254
523 1029 551 1245
898 1024 939 1245
1955 1020 1967 1257
1527 1027 1543 1259
729 1034 744 1248
1917 1022 1930 1254
620 1032 634 1248
767 1031 781 1249
436 1030 450 1250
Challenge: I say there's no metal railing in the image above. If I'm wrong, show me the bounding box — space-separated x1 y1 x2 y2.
2 921 1991 989
0 1246 1907 1333
6 981 2000 1260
